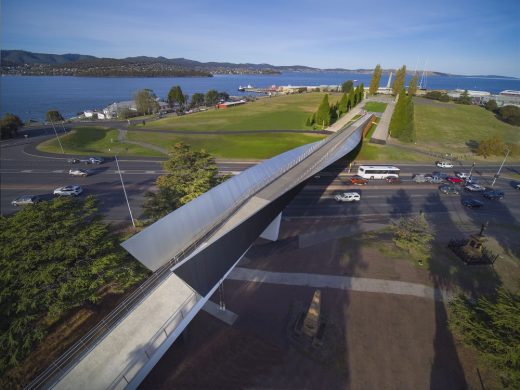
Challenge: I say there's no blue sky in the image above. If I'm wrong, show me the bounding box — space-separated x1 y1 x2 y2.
2 0 519 77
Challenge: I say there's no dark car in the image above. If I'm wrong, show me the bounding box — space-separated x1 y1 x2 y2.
11 195 41 206
439 184 460 195
385 176 401 184
349 175 368 185
461 198 484 208
482 190 505 200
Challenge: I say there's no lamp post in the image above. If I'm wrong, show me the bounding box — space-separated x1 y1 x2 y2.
110 149 135 228
491 148 510 187
49 119 65 154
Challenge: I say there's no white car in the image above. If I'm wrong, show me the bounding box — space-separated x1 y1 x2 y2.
464 183 485 192
456 172 470 179
335 192 361 202
436 161 454 168
53 185 83 196
69 169 89 177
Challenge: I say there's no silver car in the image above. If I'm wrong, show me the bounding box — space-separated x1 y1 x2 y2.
53 185 83 196
11 195 41 206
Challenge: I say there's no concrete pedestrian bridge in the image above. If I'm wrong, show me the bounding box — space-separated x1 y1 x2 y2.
29 114 373 390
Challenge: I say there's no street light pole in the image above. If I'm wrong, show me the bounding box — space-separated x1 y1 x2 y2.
114 153 136 228
50 119 65 154
491 148 510 187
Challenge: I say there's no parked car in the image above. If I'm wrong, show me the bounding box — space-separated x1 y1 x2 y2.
53 185 83 196
446 176 464 184
349 175 368 185
81 156 104 165
335 192 361 202
432 172 449 180
461 198 484 208
11 195 41 206
67 158 80 164
413 174 427 183
385 176 401 184
455 172 470 179
464 183 486 192
69 169 89 177
482 190 505 200
436 161 454 168
439 185 460 195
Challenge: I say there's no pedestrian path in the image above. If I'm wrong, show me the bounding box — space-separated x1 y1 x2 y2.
228 267 452 302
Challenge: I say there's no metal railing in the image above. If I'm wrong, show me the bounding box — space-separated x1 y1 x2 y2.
26 114 370 390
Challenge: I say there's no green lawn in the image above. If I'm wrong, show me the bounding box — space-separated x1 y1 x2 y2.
414 100 519 159
126 130 326 159
37 127 163 157
141 93 341 132
363 101 387 113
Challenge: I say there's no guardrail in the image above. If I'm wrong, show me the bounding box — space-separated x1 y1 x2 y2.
26 114 370 390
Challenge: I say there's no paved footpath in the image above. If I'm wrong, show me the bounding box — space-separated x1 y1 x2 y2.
228 267 452 302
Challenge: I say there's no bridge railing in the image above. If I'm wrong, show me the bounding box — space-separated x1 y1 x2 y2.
26 114 370 390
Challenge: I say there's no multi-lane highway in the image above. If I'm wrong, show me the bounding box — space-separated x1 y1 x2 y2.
1 131 519 225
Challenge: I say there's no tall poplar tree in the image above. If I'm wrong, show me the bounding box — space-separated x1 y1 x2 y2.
408 74 418 96
369 64 382 95
392 65 407 95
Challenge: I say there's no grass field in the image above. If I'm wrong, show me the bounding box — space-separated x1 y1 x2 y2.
126 131 326 159
413 99 519 159
37 127 163 157
363 101 387 113
141 93 342 131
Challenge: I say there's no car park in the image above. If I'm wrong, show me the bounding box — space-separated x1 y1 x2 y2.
439 185 460 195
464 183 486 192
446 177 464 184
482 190 505 200
349 175 368 185
385 176 401 184
11 195 41 206
455 172 470 179
461 198 484 208
435 161 454 168
335 192 361 202
69 169 89 177
81 156 104 165
53 185 83 196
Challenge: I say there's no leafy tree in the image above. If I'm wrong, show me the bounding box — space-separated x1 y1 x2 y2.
497 105 520 126
392 65 407 95
134 89 159 115
392 214 433 265
449 288 520 389
369 64 382 95
338 93 349 115
167 85 185 108
314 94 331 128
45 110 64 122
218 91 230 102
477 135 505 158
143 143 221 221
0 196 147 376
456 89 472 105
389 89 415 142
341 80 354 93
190 93 205 108
1 113 23 139
485 99 498 112
408 74 418 96
205 89 219 106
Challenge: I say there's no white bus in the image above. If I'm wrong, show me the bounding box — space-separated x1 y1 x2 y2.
357 165 400 179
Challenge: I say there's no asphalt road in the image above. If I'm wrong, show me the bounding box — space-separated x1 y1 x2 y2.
1 132 519 225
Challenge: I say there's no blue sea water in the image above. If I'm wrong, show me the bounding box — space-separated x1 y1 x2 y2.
1 72 519 121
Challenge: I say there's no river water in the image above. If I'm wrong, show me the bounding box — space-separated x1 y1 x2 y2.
1 72 519 121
